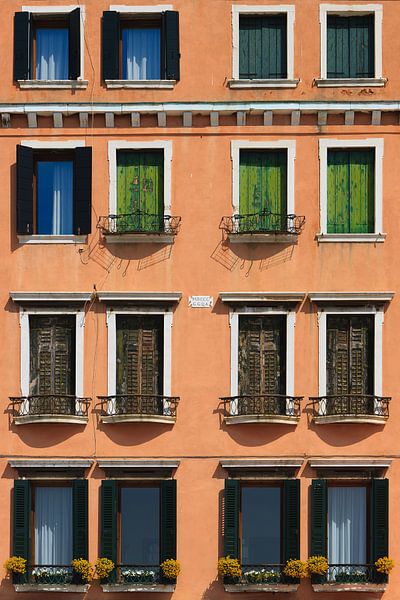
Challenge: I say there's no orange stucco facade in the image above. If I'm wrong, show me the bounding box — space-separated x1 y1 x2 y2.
0 0 400 599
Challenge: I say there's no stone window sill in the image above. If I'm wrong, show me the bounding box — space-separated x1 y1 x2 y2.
312 583 386 593
104 233 175 244
18 235 87 245
228 79 299 89
17 80 88 89
225 415 299 425
101 414 176 425
314 415 387 425
225 583 299 593
105 79 176 89
316 233 386 243
14 584 89 593
14 415 88 426
315 78 386 88
228 233 298 244
102 584 175 592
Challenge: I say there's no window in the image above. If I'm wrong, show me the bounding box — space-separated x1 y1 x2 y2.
100 480 176 584
318 5 384 86
311 479 389 585
12 479 88 584
224 479 299 584
318 139 384 242
230 6 297 88
14 8 83 83
102 9 180 84
16 144 92 239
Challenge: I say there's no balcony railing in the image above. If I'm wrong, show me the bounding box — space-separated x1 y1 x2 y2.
226 564 296 586
311 395 390 419
103 565 164 585
220 212 305 236
313 564 385 585
10 395 91 420
98 212 181 236
222 395 302 419
14 565 79 586
98 395 179 419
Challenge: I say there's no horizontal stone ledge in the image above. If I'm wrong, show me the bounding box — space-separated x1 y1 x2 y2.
14 584 89 593
102 584 175 592
312 583 387 593
225 583 299 593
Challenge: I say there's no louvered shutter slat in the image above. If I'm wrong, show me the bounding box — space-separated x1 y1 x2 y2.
73 147 92 235
102 11 120 81
73 480 88 559
16 144 34 235
14 13 31 81
283 480 300 562
311 479 327 557
160 480 177 562
13 480 30 562
224 479 240 559
163 11 180 80
69 8 81 80
371 479 389 561
101 480 117 563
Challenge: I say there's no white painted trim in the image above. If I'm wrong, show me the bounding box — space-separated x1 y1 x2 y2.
105 80 175 89
309 292 394 303
318 138 384 236
106 307 173 397
231 140 296 216
22 6 86 80
110 5 173 13
19 307 85 397
98 291 181 303
18 235 87 245
21 140 85 149
108 141 172 216
319 4 383 80
316 233 386 243
11 292 92 303
228 79 299 89
220 292 305 303
309 457 391 468
18 80 88 89
317 305 384 397
315 78 386 88
232 5 295 81
221 458 304 469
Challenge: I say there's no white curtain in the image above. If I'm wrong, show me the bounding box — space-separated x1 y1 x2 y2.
122 29 160 80
36 28 69 80
51 162 73 235
328 487 367 565
35 487 73 565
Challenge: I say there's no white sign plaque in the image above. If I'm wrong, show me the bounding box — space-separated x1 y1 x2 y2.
188 296 213 308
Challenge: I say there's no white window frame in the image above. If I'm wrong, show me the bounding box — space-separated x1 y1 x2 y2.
317 306 384 399
229 307 296 414
319 4 383 85
318 138 384 242
231 5 297 88
231 140 296 216
21 5 86 85
108 140 172 218
106 307 173 398
19 307 85 398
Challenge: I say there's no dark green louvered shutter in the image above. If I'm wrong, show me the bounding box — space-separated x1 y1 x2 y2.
327 15 374 79
13 480 30 564
160 480 177 562
69 8 81 80
73 480 88 560
16 144 34 235
14 12 31 81
224 479 240 559
163 11 180 80
371 479 389 562
239 15 287 79
102 11 120 80
283 480 300 562
311 480 327 557
73 147 92 235
101 480 117 564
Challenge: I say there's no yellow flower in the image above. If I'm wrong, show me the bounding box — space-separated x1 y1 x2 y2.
71 558 93 583
95 558 115 580
375 557 395 575
283 559 308 579
160 559 181 580
217 557 242 579
307 556 329 575
4 556 27 575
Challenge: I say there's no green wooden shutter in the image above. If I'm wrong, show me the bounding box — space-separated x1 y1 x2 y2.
13 480 30 562
68 8 81 80
327 16 374 79
100 480 117 563
117 151 164 232
239 150 287 231
327 149 374 234
283 480 300 562
224 480 240 559
73 480 88 560
160 480 177 562
239 15 287 79
371 479 389 561
311 480 327 557
14 12 31 81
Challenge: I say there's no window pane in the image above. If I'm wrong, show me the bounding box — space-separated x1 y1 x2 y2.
328 487 367 565
36 28 69 80
35 487 73 565
121 487 160 565
37 161 73 235
242 487 281 565
122 28 161 80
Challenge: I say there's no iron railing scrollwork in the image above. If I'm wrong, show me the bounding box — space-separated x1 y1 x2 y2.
98 395 179 418
98 212 181 236
103 565 163 585
221 395 302 418
10 396 91 419
14 565 79 586
226 564 296 585
311 395 390 418
220 212 305 235
313 564 385 585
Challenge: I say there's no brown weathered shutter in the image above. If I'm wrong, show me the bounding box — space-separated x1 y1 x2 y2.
327 317 350 395
350 317 373 395
30 316 75 395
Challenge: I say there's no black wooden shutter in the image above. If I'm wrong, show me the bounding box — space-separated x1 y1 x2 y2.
100 480 117 563
69 8 81 80
73 480 88 559
163 11 180 80
13 480 30 561
283 480 300 561
14 12 31 81
371 479 389 561
224 479 240 559
73 147 92 235
102 11 120 81
16 144 34 235
160 480 177 561
311 479 327 556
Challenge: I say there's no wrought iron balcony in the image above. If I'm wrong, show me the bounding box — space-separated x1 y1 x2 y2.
311 395 390 424
220 211 305 241
10 395 91 425
97 212 181 240
224 564 299 591
13 565 88 589
221 395 302 424
312 564 387 587
103 565 163 585
98 394 179 423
